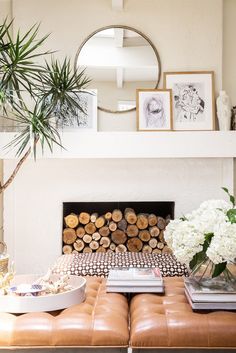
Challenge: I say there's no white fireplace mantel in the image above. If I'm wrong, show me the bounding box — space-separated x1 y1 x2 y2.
0 131 236 159
3 129 235 274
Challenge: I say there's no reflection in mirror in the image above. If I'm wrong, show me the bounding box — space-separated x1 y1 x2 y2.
75 26 161 113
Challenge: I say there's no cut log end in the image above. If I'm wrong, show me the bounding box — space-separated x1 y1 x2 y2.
62 245 73 254
111 229 127 245
64 214 79 229
157 217 166 230
124 208 137 224
136 214 149 230
109 221 117 232
149 226 160 238
162 245 172 254
127 238 143 252
85 222 97 235
116 244 127 253
104 212 112 221
149 238 158 249
83 246 93 253
138 230 151 242
148 213 157 227
96 246 106 253
83 234 92 244
95 216 106 229
63 228 77 245
89 240 99 250
142 245 152 253
79 212 90 225
99 226 110 237
92 232 101 241
90 213 99 223
100 236 111 248
73 239 85 252
127 224 139 238
112 209 123 222
76 226 86 238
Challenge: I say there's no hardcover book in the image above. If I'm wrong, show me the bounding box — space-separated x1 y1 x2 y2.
185 289 236 310
108 267 162 282
106 285 164 293
184 278 236 303
106 267 164 293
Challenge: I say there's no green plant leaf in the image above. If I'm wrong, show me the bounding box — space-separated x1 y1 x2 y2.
221 186 235 207
189 251 206 270
0 20 90 164
202 233 214 252
180 215 187 221
38 57 91 126
189 233 214 270
0 20 51 104
230 195 235 206
0 18 92 192
189 253 200 270
227 209 236 223
212 262 227 278
3 101 64 159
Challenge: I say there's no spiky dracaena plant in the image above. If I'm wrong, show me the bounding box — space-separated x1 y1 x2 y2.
0 19 90 193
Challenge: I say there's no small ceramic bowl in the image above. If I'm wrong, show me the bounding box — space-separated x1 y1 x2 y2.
9 284 45 296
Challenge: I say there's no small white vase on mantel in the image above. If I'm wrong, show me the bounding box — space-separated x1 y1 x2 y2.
216 90 232 131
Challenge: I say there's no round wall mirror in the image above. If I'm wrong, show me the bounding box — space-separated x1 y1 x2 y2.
75 25 161 113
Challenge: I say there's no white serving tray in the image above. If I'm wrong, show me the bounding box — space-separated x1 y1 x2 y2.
0 274 86 313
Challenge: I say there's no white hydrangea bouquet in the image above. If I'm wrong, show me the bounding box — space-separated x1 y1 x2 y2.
164 188 236 285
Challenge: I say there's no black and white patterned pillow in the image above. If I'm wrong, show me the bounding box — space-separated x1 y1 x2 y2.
52 252 188 277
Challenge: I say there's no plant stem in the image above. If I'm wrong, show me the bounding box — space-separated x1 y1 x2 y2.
0 135 40 193
0 147 31 193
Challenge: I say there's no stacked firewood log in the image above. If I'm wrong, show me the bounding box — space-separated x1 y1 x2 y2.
62 208 172 254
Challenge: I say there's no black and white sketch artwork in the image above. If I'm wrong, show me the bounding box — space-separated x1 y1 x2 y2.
53 90 97 131
173 83 205 123
143 96 166 128
164 72 214 130
137 89 172 131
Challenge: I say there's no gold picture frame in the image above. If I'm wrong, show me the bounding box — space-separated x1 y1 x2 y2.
136 89 173 131
163 71 215 131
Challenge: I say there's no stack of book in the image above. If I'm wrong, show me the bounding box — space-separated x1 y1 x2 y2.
106 267 164 293
184 278 236 310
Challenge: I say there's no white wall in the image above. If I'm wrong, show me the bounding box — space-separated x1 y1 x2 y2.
223 0 236 104
0 0 11 21
4 158 233 274
11 0 223 130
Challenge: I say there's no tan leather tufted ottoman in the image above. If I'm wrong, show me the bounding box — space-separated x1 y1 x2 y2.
130 277 236 349
0 277 129 349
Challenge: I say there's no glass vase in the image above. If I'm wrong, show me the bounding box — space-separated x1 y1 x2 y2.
189 257 236 291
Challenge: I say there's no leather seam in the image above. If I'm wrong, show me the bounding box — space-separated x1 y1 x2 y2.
90 279 102 346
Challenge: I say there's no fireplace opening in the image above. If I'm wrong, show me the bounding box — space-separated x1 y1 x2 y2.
62 201 174 255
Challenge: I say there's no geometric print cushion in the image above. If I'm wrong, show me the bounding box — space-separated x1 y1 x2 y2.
52 252 188 278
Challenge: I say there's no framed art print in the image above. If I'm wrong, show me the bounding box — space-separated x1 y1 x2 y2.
164 71 215 130
54 89 97 131
137 89 172 131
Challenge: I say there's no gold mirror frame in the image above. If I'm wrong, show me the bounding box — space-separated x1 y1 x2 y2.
75 25 161 114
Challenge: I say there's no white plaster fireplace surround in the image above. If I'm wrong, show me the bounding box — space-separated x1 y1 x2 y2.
3 156 233 274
